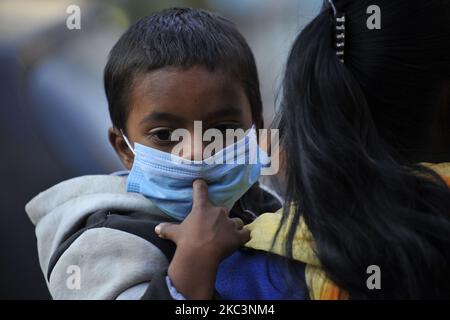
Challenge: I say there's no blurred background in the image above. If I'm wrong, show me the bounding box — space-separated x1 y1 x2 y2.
0 0 321 299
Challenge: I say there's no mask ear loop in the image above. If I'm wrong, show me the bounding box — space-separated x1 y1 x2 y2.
119 129 136 156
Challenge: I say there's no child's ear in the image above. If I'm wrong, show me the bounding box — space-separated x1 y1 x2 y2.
108 127 134 170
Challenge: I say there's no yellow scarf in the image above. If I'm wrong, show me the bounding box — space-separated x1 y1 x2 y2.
244 163 450 300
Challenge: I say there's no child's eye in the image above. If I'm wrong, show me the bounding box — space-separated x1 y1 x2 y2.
148 128 174 144
208 123 245 147
155 130 172 140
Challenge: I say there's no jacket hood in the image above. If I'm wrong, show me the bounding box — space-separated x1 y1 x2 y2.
25 175 164 279
25 175 160 226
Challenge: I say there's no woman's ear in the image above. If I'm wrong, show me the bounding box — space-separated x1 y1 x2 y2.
108 127 134 170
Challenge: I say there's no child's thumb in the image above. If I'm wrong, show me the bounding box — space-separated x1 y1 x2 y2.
155 223 180 242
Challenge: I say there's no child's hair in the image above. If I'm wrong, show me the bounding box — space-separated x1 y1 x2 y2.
104 8 263 132
277 0 450 298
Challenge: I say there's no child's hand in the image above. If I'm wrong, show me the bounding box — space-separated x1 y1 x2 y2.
155 179 250 259
155 179 250 299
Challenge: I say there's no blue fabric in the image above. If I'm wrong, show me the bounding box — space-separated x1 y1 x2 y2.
216 249 309 300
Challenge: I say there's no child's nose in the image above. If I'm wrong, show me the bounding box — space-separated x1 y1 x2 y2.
190 141 204 161
177 135 205 161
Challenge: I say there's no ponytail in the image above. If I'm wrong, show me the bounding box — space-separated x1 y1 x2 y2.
277 0 450 299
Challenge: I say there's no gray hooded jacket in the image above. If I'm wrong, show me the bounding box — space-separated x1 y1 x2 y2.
25 175 176 300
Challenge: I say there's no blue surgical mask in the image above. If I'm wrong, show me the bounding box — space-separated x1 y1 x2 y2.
122 126 268 220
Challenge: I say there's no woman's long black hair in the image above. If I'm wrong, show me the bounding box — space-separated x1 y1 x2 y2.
276 0 450 299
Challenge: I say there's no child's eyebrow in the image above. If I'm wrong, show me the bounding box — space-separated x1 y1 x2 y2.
139 112 185 125
204 106 243 120
140 106 243 126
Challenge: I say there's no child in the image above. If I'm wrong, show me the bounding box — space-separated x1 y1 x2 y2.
25 8 281 299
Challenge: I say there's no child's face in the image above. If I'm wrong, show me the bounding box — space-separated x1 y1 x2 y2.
109 66 253 170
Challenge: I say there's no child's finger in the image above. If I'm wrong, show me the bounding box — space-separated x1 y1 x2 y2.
192 179 210 208
230 217 244 230
155 223 180 242
237 228 251 244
